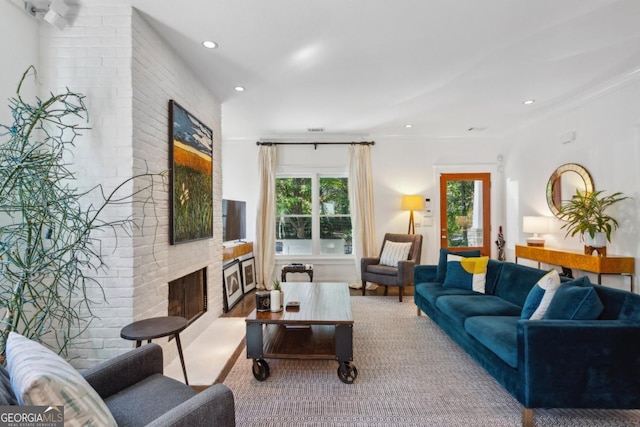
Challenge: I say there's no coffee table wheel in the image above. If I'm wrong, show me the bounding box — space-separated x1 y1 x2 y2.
337 361 358 384
252 359 270 381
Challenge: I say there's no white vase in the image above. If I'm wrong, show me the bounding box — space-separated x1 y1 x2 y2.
585 232 607 248
270 290 282 312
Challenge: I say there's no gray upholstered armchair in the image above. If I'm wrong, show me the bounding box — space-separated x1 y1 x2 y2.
361 233 423 302
82 343 235 427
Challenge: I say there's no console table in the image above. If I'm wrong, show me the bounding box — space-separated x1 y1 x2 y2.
515 245 634 290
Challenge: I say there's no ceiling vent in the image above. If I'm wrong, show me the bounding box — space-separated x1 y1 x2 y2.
307 128 324 133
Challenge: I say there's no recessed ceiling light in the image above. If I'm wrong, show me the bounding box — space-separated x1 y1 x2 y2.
234 86 245 92
202 40 218 49
405 124 413 128
523 99 535 105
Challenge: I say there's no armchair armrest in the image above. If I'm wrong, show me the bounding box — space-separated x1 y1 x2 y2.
414 265 437 284
518 320 640 409
397 260 416 283
361 257 381 270
82 344 163 399
145 383 235 427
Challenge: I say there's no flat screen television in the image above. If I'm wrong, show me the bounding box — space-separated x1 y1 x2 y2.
222 199 246 242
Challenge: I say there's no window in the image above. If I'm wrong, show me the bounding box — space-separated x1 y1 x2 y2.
276 175 351 256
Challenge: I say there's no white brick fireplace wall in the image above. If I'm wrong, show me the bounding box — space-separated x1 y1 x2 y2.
37 0 223 369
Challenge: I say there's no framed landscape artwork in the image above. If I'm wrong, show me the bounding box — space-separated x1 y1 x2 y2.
223 260 243 312
241 257 257 293
169 100 213 244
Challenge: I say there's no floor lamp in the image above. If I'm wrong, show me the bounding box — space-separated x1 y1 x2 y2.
401 195 425 234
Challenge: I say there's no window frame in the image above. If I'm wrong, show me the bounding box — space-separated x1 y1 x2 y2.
275 169 352 258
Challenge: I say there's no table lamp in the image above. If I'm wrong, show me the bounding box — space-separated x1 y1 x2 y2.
523 216 551 247
401 195 425 234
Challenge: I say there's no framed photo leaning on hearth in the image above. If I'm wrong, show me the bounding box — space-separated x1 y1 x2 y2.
223 260 243 312
240 257 257 293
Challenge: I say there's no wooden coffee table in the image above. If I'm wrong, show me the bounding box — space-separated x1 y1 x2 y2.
245 282 357 383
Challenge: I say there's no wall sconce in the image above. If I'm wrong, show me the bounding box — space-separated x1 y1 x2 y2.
24 0 70 30
522 216 551 247
401 195 424 235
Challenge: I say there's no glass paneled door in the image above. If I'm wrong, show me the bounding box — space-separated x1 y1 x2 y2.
439 173 491 256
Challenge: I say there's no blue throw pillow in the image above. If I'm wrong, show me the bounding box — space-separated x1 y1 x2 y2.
436 248 481 283
543 285 604 320
443 256 489 293
521 269 561 320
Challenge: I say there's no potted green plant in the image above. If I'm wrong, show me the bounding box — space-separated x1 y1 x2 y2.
270 280 282 312
558 189 628 252
0 67 162 358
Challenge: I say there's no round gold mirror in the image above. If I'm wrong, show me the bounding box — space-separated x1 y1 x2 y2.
546 163 594 218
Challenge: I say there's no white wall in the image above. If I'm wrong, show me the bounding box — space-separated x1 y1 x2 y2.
504 75 640 291
222 137 506 283
0 1 39 125
15 0 223 368
131 9 223 365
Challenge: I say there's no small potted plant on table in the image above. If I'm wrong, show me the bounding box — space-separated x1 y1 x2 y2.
270 280 283 312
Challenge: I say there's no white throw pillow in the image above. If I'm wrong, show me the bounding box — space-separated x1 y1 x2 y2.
6 332 117 427
521 270 562 320
379 241 413 267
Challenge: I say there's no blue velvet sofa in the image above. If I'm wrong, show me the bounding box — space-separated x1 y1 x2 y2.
414 252 640 426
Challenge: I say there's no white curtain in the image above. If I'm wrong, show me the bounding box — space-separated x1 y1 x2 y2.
255 145 277 290
349 144 377 288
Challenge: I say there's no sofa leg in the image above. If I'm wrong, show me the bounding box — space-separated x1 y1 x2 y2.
417 307 421 316
522 407 534 427
384 286 388 296
361 281 366 296
398 286 403 302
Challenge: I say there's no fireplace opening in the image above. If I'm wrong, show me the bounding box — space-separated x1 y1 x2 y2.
168 267 207 324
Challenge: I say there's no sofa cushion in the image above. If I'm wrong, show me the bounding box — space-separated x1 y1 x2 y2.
494 262 551 307
589 284 640 321
415 282 479 307
104 373 197 427
435 248 481 283
544 285 604 320
6 332 117 427
443 255 489 293
465 316 519 368
379 241 412 267
436 295 522 327
366 264 398 276
521 269 561 320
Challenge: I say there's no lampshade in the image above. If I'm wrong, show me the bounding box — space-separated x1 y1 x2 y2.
523 216 551 247
401 195 425 211
522 216 551 234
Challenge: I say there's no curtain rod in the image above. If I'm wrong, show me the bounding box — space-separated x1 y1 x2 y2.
256 141 375 150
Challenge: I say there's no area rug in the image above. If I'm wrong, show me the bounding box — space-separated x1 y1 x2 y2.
223 296 640 427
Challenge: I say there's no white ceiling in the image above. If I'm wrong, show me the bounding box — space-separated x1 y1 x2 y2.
130 0 640 142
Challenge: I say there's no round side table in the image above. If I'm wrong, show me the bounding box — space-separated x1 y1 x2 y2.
120 316 189 384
